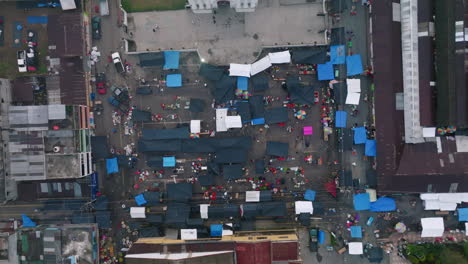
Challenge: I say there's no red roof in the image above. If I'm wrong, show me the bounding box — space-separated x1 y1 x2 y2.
236 242 271 264
272 241 299 261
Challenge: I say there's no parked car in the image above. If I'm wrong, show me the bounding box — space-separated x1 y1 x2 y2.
17 50 27 72
96 73 106 94
309 228 319 252
111 52 124 74
92 17 101 40
26 47 38 71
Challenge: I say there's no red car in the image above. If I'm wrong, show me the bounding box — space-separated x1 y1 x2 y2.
96 73 107 94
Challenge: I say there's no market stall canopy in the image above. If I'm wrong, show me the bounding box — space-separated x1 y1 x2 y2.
229 63 251 77
261 202 287 217
365 139 377 157
245 191 260 202
163 156 176 167
354 193 371 211
142 127 189 140
292 47 328 65
199 63 225 81
237 77 249 91
317 61 335 81
250 73 269 92
237 101 251 122
135 194 147 206
147 156 163 167
421 217 444 237
304 190 316 201
210 224 223 236
132 109 151 122
255 159 265 174
223 164 243 180
165 203 190 226
21 214 36 227
345 92 360 105
420 192 468 211
200 204 210 219
167 183 193 202
346 54 363 76
143 191 160 206
265 107 289 124
96 211 111 229
422 127 436 137
189 98 206 113
370 197 396 212
346 78 361 93
335 111 347 128
139 52 164 67
266 141 289 157
225 116 242 129
249 95 265 119
333 82 347 105
295 201 313 214
91 136 109 159
458 208 468 222
163 51 180 70
330 27 345 45
350 226 362 238
353 127 367 144
348 242 363 255
241 203 260 218
166 74 182 87
136 87 152 95
198 173 214 186
130 207 146 218
106 157 119 174
366 189 377 202
190 120 201 134
330 45 346 64
250 56 272 76
268 50 291 64
214 75 236 104
216 108 228 132
180 229 197 240
215 148 247 164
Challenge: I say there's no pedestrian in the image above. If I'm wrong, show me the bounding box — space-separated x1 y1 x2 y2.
350 6 357 16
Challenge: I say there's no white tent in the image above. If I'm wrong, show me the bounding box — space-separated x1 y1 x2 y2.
245 191 260 202
345 92 361 105
190 120 201 134
422 127 436 137
216 108 228 132
268 51 291 64
421 217 444 237
200 204 209 219
225 116 242 129
180 229 197 240
229 63 251 77
420 192 468 211
250 56 272 76
60 0 77 10
366 189 377 202
295 201 313 215
346 79 361 93
130 207 146 218
348 242 363 255
222 223 233 236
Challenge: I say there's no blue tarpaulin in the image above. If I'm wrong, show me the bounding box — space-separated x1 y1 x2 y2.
346 54 363 76
135 194 147 206
318 230 325 244
330 45 346 64
354 193 371 211
22 214 36 227
304 190 316 201
210 224 223 236
251 118 265 125
365 139 376 157
106 158 119 174
458 208 468 222
317 61 335 81
370 197 396 212
350 226 362 238
163 51 180 69
353 127 366 144
27 16 48 24
166 74 182 87
237 77 249 91
335 111 347 128
163 157 176 167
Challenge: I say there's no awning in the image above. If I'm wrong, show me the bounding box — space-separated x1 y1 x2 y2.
200 204 209 219
250 56 272 76
353 127 367 144
106 158 119 174
330 45 346 64
216 108 228 132
166 74 182 87
349 242 363 255
354 193 371 211
163 157 176 167
295 201 313 214
423 127 436 137
317 61 335 81
180 229 197 240
190 120 201 134
237 77 249 91
163 51 180 70
130 207 146 218
366 189 377 202
225 116 242 129
346 54 363 76
229 63 251 77
365 139 376 157
346 92 360 105
421 217 444 237
335 111 347 128
245 191 260 202
350 226 362 238
268 51 291 64
346 79 361 93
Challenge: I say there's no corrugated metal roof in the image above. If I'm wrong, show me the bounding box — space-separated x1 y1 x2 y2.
9 105 49 131
47 13 83 57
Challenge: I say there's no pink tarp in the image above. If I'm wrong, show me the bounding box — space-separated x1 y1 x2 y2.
303 126 313 135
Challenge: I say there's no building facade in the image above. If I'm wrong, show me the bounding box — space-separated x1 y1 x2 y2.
188 0 258 13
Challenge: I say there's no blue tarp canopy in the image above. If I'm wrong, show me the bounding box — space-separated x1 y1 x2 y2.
353 127 366 144
346 54 363 76
135 194 147 206
335 111 347 128
21 214 36 227
318 230 325 244
458 208 468 222
354 193 371 211
330 45 346 64
251 118 265 125
365 139 377 157
166 74 182 87
27 16 48 24
350 226 362 238
237 77 249 91
163 157 176 167
163 51 180 69
106 158 119 174
370 197 396 212
211 224 223 236
304 190 316 201
317 61 335 81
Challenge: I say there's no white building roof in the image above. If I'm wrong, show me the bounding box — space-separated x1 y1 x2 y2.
48 104 66 120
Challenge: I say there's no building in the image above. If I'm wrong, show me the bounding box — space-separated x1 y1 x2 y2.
15 224 99 264
125 230 300 264
372 0 468 193
188 0 258 13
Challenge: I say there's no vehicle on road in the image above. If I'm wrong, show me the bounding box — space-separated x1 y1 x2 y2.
309 228 319 252
96 73 107 94
92 17 101 40
17 50 27 72
111 52 125 74
108 96 129 113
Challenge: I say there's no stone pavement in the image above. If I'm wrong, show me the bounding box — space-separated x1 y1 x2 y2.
127 0 326 64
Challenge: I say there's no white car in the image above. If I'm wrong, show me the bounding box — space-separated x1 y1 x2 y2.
17 50 27 73
111 52 125 74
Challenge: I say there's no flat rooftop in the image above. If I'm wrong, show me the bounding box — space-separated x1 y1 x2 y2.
128 0 326 64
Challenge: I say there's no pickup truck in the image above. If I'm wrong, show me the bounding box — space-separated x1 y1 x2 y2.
309 228 319 252
111 52 125 74
17 50 27 72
